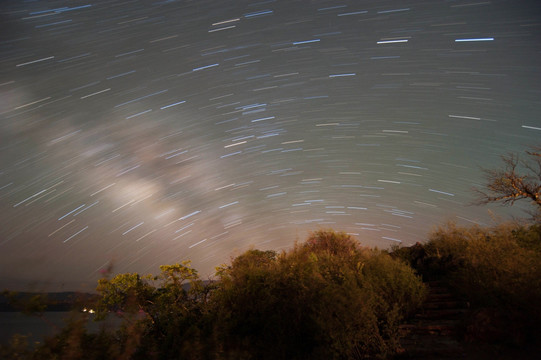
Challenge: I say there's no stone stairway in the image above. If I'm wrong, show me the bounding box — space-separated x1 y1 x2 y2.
396 280 469 359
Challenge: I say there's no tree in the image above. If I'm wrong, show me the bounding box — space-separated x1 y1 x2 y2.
476 147 541 217
94 262 217 359
213 230 426 359
20 231 425 359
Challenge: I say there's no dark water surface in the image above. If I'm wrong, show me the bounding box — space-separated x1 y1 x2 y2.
0 312 121 345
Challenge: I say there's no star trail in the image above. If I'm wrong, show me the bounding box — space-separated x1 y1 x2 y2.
0 0 540 291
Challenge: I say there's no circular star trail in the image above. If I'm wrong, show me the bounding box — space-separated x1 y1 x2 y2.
1 0 540 291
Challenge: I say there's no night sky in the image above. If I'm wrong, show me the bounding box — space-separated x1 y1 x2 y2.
1 0 540 291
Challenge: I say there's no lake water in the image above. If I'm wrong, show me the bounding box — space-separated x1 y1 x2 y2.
0 312 121 345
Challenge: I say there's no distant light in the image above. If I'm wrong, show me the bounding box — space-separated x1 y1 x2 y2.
16 56 54 67
219 201 239 209
455 37 494 42
122 222 144 236
382 236 402 242
189 239 207 249
251 116 275 123
180 210 201 220
370 56 400 60
318 5 347 11
377 39 408 44
208 26 236 33
160 100 185 110
244 10 273 18
522 125 541 131
192 63 219 72
378 180 401 184
293 39 320 45
338 11 368 16
449 114 481 120
377 8 410 14
220 151 242 158
429 189 455 196
329 73 356 78
212 18 240 26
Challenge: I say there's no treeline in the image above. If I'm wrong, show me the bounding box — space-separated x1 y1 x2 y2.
2 224 540 359
0 292 97 312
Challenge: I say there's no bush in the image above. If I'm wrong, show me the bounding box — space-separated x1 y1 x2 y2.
213 230 426 359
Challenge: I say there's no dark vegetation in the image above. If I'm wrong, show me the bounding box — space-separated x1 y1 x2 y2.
392 222 541 354
1 147 540 359
1 230 427 360
0 292 97 312
2 224 540 359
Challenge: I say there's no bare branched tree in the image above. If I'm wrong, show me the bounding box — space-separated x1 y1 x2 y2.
476 147 541 213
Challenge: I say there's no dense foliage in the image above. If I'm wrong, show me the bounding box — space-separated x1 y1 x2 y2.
392 222 541 346
4 224 540 359
1 230 426 360
213 230 426 359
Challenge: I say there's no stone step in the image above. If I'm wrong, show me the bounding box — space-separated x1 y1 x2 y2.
398 336 462 349
426 292 455 301
427 280 447 287
415 308 468 319
399 323 457 336
423 300 467 310
398 281 470 358
427 286 452 294
396 343 466 359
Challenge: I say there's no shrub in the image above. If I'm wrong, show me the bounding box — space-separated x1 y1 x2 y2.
213 230 426 359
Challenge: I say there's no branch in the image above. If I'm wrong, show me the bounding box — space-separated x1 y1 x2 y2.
475 146 541 210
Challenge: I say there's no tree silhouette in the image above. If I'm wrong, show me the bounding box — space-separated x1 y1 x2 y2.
477 147 541 216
